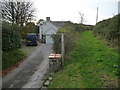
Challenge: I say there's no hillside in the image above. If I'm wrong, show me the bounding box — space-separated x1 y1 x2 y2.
49 31 119 88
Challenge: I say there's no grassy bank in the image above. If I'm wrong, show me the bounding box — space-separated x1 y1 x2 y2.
2 49 25 70
49 31 119 88
2 43 40 71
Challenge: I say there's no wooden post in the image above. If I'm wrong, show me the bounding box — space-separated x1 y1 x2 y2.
61 33 65 66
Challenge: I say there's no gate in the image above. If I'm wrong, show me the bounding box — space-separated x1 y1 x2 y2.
45 34 54 44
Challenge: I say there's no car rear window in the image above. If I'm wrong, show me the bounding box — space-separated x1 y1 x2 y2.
26 35 37 40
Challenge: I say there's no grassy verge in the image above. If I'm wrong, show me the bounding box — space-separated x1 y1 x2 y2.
49 31 119 88
21 43 40 56
2 49 25 70
2 43 40 71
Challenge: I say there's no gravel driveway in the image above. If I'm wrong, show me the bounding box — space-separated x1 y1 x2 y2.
2 44 53 89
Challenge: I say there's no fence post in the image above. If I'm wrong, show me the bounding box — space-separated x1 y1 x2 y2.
61 33 65 66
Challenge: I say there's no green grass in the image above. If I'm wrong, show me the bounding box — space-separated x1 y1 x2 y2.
21 43 40 56
2 49 25 70
49 31 119 88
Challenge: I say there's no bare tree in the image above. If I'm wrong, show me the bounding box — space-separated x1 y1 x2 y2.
2 0 35 26
78 11 85 24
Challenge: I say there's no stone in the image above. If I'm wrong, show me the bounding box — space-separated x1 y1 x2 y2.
44 80 51 86
49 77 53 81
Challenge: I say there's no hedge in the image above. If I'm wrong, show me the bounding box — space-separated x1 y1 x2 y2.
93 15 119 43
52 24 90 54
2 23 21 51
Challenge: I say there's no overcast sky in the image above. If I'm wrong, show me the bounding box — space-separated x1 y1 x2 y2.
31 0 119 25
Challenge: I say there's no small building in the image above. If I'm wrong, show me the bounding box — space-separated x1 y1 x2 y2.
39 17 69 44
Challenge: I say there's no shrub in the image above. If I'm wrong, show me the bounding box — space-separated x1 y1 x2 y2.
93 14 120 47
52 24 88 54
52 34 61 53
20 22 37 39
2 23 21 51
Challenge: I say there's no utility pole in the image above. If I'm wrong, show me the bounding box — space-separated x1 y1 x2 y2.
61 33 65 66
96 7 98 24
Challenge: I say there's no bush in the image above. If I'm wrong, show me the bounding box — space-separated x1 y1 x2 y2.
52 34 61 53
52 33 77 54
52 24 88 54
2 23 21 51
93 14 120 46
20 22 37 39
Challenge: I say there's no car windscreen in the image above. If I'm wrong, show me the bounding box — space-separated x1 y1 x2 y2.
26 35 37 40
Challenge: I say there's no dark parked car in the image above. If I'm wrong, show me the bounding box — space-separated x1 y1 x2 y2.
26 33 38 46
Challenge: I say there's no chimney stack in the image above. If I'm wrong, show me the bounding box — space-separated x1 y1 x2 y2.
46 17 50 21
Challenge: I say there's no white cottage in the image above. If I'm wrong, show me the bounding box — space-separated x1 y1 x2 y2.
39 17 68 44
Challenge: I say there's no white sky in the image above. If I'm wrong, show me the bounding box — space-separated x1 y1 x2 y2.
31 0 119 25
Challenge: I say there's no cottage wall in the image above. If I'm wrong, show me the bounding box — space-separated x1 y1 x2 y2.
39 17 67 43
39 21 58 43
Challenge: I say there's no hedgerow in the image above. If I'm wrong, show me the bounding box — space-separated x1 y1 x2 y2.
2 22 21 51
52 24 92 54
93 14 120 46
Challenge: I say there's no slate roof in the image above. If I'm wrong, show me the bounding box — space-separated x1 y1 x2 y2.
40 19 70 29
